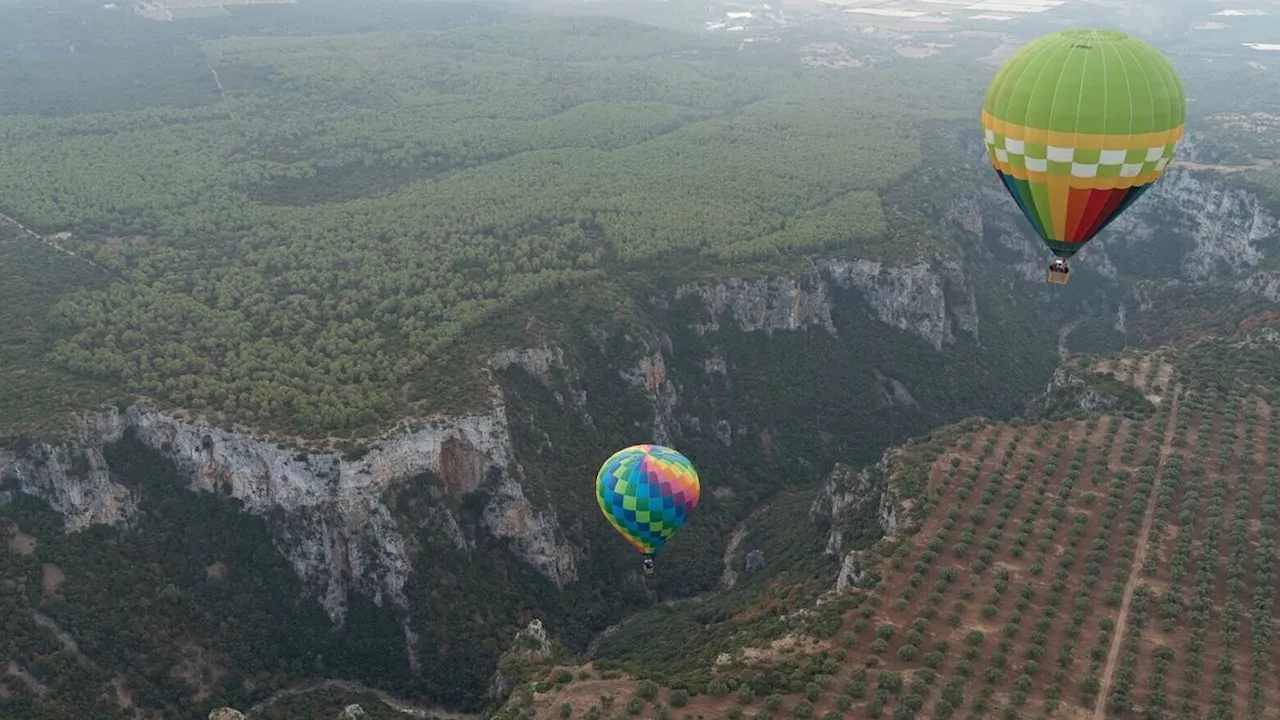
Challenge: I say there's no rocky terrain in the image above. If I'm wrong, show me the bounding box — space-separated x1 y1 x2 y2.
498 341 1280 719
5 116 1280 718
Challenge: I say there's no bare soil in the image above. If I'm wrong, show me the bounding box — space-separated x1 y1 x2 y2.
6 526 36 555
41 563 65 597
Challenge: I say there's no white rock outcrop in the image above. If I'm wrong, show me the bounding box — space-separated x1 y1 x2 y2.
675 258 979 352
0 402 577 625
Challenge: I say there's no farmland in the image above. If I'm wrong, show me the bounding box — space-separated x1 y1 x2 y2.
507 345 1280 720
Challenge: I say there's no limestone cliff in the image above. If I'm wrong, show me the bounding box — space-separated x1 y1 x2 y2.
619 338 681 446
1105 167 1275 281
0 412 134 531
2 251 1030 626
674 258 979 351
1 401 578 625
944 155 1279 358
1 249 1058 711
948 153 1276 287
809 457 903 593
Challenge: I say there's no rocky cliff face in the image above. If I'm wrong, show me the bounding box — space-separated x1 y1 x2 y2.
1 250 1032 619
1105 167 1275 281
0 412 135 531
809 458 903 593
943 155 1279 359
1038 367 1120 414
1 400 578 626
674 258 979 351
0 247 1068 710
943 127 1278 288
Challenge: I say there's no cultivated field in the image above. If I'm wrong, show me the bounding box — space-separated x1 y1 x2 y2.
509 348 1280 720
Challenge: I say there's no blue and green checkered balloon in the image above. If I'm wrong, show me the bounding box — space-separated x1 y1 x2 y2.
596 444 701 556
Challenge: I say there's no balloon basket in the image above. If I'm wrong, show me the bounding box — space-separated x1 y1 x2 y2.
1047 267 1070 285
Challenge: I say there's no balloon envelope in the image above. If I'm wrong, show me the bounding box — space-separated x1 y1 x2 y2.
596 444 700 556
982 29 1186 258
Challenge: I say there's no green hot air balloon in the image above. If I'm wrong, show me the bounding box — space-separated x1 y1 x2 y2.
982 29 1186 284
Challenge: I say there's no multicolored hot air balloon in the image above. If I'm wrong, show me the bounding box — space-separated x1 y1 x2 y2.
596 444 700 573
982 29 1186 284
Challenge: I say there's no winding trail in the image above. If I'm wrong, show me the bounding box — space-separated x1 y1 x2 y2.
721 506 767 589
31 611 99 671
244 679 481 719
587 506 768 657
1092 384 1181 720
1057 318 1083 358
0 212 121 281
722 524 749 588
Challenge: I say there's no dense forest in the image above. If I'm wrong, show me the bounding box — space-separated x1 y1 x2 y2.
0 0 987 438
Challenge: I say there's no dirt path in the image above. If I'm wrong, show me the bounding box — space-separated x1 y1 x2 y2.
205 60 237 121
721 506 767 589
1092 385 1182 720
1174 158 1274 174
0 212 121 281
31 611 99 671
244 679 479 719
1058 318 1083 358
722 524 749 589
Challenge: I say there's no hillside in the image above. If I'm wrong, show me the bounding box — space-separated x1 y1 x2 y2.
0 0 989 440
3 1 1280 718
513 343 1279 720
4 0 1274 442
